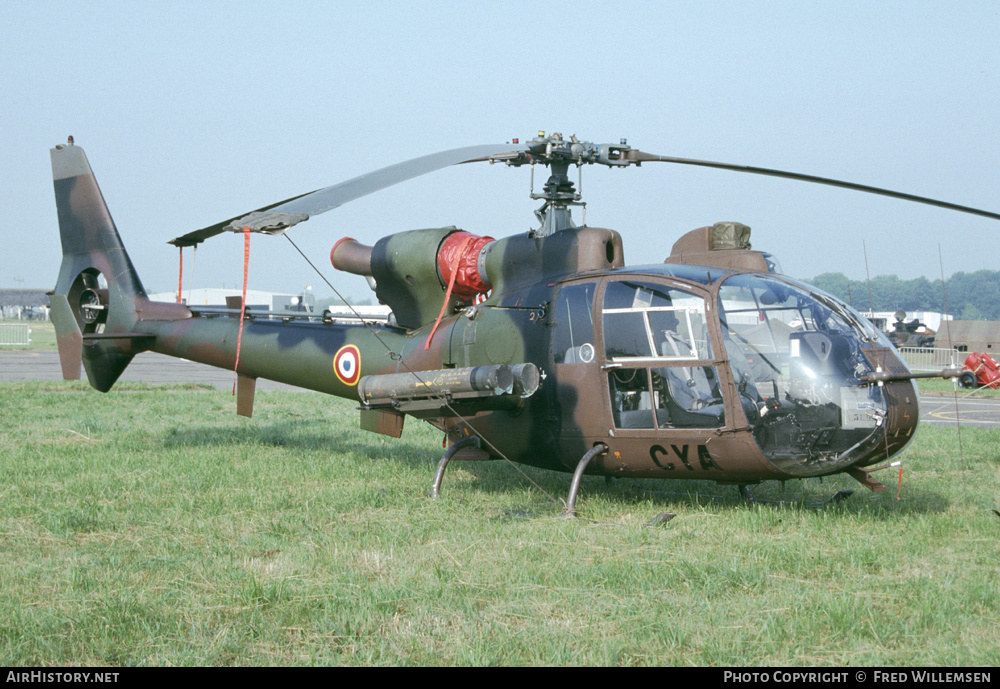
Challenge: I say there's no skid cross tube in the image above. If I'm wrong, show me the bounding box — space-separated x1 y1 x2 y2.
430 436 482 499
563 443 609 518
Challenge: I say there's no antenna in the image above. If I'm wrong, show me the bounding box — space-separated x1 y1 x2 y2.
861 241 889 370
939 245 965 470
862 241 875 317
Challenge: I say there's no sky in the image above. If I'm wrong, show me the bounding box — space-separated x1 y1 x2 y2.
3 0 998 302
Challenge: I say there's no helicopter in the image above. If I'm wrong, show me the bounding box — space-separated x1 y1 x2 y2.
48 132 999 516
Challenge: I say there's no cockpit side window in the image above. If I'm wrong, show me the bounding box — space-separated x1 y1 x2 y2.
552 282 597 364
602 280 713 362
607 364 726 430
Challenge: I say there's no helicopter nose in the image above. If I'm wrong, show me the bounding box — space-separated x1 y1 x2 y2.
876 380 920 459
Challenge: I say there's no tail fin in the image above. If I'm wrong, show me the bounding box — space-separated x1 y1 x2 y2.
50 143 150 391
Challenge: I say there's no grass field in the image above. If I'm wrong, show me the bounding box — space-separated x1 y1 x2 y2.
917 377 1000 398
1 379 998 666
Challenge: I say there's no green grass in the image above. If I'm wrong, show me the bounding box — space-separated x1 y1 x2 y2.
917 377 1000 398
1 381 998 666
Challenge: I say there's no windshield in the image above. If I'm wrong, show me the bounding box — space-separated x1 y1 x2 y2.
718 274 889 476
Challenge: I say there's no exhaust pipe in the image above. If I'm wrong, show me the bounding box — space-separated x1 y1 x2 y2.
330 237 373 276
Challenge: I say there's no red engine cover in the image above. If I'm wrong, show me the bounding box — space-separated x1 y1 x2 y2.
436 231 494 301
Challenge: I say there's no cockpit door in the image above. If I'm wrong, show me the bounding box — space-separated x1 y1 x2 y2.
549 281 609 457
599 277 728 433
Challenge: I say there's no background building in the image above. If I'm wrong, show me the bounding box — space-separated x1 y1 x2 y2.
935 321 1000 355
0 289 49 320
147 288 316 313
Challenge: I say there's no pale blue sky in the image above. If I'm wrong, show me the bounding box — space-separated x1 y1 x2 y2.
3 0 998 299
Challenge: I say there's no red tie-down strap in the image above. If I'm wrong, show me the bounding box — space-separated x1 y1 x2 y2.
233 226 251 394
426 235 473 350
176 247 183 303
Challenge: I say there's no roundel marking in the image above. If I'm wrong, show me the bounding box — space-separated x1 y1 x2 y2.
334 344 361 386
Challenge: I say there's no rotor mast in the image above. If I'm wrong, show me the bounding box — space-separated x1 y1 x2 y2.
491 132 635 236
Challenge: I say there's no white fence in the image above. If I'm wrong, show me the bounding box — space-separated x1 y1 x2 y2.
0 323 31 346
897 346 960 372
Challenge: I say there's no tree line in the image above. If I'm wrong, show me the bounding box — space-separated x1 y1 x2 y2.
804 270 1000 321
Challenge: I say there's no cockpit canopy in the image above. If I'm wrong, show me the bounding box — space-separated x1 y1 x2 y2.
551 268 899 477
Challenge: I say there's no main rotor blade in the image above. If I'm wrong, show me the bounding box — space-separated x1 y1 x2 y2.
167 192 313 247
169 143 526 248
628 150 1000 222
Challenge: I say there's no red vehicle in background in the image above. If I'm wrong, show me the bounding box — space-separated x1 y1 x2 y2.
958 352 1000 389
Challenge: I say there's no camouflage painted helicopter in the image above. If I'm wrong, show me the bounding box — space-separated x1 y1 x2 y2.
49 133 999 515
